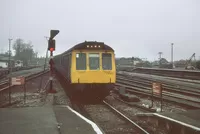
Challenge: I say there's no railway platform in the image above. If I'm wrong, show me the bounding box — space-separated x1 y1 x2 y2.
0 106 102 134
149 109 200 134
137 109 200 133
155 109 200 131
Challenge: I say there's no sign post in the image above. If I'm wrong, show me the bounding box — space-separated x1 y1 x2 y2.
11 76 26 104
151 82 163 112
48 30 59 93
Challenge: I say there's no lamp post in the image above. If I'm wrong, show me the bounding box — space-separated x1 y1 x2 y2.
8 38 12 104
158 52 163 68
171 43 174 69
44 36 49 71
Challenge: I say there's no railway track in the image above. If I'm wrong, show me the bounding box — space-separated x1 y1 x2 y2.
116 72 200 109
103 100 150 134
55 68 198 133
104 96 200 134
71 95 178 134
0 66 42 79
71 100 150 134
0 70 49 106
111 95 156 112
117 66 200 80
0 70 49 92
0 80 9 89
118 72 200 91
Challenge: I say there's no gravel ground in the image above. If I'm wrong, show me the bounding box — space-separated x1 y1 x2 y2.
112 91 187 113
52 77 71 106
137 96 187 112
106 95 147 117
8 73 71 108
8 73 49 107
105 95 169 134
9 92 44 107
84 104 139 134
0 67 44 81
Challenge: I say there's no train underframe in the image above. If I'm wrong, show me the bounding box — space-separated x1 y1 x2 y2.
55 68 114 102
68 83 114 101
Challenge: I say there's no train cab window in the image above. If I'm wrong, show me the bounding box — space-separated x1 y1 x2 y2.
102 53 112 70
76 53 86 70
89 53 100 70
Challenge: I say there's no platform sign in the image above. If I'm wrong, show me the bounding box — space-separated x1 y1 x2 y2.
152 83 162 96
150 82 163 112
11 77 25 85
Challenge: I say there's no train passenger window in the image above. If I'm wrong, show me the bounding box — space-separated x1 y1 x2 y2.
102 53 112 70
89 53 100 70
76 53 86 70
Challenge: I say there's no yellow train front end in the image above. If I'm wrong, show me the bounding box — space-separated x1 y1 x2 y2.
70 48 116 100
71 50 116 83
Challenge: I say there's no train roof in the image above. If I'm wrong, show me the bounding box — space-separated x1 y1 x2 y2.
62 41 114 54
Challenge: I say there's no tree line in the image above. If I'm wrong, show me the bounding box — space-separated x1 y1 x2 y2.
0 38 48 66
12 38 39 66
116 57 200 69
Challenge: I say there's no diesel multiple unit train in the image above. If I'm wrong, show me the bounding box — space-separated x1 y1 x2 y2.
53 41 116 100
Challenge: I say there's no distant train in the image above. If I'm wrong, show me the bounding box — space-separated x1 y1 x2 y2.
15 60 23 67
53 41 116 100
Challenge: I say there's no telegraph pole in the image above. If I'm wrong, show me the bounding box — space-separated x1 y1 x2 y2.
39 36 49 91
8 38 12 104
44 36 49 71
171 43 174 69
158 52 163 67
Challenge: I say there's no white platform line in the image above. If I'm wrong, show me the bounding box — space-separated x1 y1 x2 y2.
67 106 103 134
154 113 200 131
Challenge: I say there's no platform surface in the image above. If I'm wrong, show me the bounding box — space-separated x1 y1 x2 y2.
158 109 200 129
53 105 98 134
0 106 100 134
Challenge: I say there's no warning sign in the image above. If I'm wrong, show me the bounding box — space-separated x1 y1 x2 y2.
11 77 25 85
152 83 162 96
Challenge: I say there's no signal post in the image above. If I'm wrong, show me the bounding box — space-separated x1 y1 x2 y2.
48 30 59 93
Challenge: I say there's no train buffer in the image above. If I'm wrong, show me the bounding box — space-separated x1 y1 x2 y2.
0 106 103 134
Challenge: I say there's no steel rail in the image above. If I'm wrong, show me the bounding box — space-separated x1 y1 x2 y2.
117 76 200 96
103 100 149 134
115 82 200 108
117 72 200 89
0 70 49 92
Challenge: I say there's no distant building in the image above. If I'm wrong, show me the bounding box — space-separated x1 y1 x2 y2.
15 60 23 67
133 60 140 65
0 56 14 68
115 57 142 66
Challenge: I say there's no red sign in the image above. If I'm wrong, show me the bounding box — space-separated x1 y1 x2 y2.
11 77 25 85
152 83 162 96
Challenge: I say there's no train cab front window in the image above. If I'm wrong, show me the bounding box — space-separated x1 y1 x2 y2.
89 53 100 70
102 53 112 70
76 53 86 70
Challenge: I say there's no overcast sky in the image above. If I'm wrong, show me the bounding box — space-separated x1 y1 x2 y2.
0 0 199 61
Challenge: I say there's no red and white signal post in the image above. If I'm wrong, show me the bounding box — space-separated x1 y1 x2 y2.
150 82 163 112
152 83 162 95
11 76 26 104
48 30 59 93
11 77 25 85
